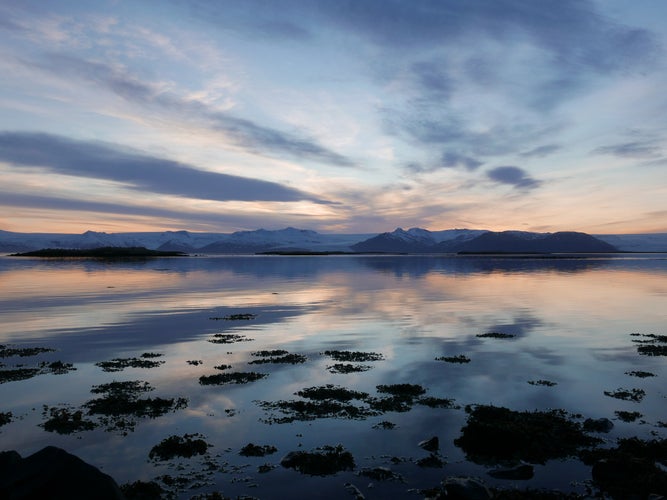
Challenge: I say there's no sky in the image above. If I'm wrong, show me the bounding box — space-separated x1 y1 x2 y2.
1 0 666 235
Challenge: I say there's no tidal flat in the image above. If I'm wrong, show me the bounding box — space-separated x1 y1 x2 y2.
0 254 666 498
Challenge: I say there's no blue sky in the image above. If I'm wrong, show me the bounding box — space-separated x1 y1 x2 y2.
1 0 666 234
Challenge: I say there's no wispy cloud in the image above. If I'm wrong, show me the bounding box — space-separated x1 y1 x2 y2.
486 166 541 190
520 144 561 158
593 141 663 159
0 132 330 204
25 54 354 167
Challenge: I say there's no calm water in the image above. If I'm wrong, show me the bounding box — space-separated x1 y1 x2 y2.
1 254 666 498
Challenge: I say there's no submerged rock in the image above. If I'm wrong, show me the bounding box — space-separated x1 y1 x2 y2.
583 417 614 433
455 405 601 464
419 436 439 452
0 446 123 499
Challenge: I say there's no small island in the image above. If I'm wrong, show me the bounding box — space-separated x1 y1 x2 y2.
10 247 187 258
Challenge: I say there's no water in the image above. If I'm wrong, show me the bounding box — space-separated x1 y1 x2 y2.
1 254 666 498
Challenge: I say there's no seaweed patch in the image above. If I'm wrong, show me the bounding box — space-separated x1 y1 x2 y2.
322 350 384 362
326 363 372 374
455 405 601 464
280 445 355 476
248 350 307 365
208 334 253 344
96 354 164 372
199 371 267 385
603 388 646 403
149 433 212 461
435 355 471 364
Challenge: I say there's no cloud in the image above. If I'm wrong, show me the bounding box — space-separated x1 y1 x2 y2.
442 151 483 170
0 190 315 231
0 132 330 203
486 166 541 189
406 151 483 174
593 141 662 159
520 144 561 158
26 54 354 167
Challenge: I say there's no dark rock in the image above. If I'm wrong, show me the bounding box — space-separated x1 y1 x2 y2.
419 436 439 452
583 417 614 433
442 477 493 500
415 453 445 468
0 451 21 468
0 446 124 499
487 463 534 480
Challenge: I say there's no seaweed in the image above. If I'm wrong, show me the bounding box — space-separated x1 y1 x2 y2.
528 379 557 387
280 445 355 476
0 344 55 358
149 433 211 461
251 350 289 357
199 371 267 385
580 437 667 498
632 333 667 356
0 411 12 427
95 356 164 372
296 385 368 401
210 314 257 321
326 363 372 374
85 380 187 433
41 406 96 434
625 370 655 378
376 384 426 397
248 353 307 365
615 410 643 422
435 355 471 363
257 399 376 424
120 480 166 500
322 350 384 362
239 443 278 457
455 405 601 464
0 367 40 384
603 388 646 403
372 420 396 430
477 332 516 339
208 334 253 344
417 396 459 409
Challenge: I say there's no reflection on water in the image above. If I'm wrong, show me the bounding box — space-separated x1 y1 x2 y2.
0 254 666 497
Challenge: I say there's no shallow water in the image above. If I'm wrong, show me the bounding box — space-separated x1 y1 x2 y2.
1 254 666 498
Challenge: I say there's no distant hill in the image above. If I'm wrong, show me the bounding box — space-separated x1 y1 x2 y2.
1 227 665 254
352 229 618 254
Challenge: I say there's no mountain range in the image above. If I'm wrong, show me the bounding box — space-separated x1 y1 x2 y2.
2 227 667 254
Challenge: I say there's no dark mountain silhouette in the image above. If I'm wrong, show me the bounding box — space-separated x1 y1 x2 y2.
353 230 618 254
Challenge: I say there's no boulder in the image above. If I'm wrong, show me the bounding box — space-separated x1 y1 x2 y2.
0 446 124 500
418 436 440 452
442 477 493 500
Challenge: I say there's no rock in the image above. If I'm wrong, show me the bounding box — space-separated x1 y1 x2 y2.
0 446 124 500
487 463 534 480
583 417 614 433
419 436 439 452
442 477 493 500
416 453 445 468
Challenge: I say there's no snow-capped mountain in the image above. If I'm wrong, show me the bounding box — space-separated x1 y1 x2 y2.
1 227 666 254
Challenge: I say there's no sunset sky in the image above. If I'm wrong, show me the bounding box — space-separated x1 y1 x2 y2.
1 0 666 234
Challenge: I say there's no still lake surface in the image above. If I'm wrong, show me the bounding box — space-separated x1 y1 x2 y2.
1 254 666 498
